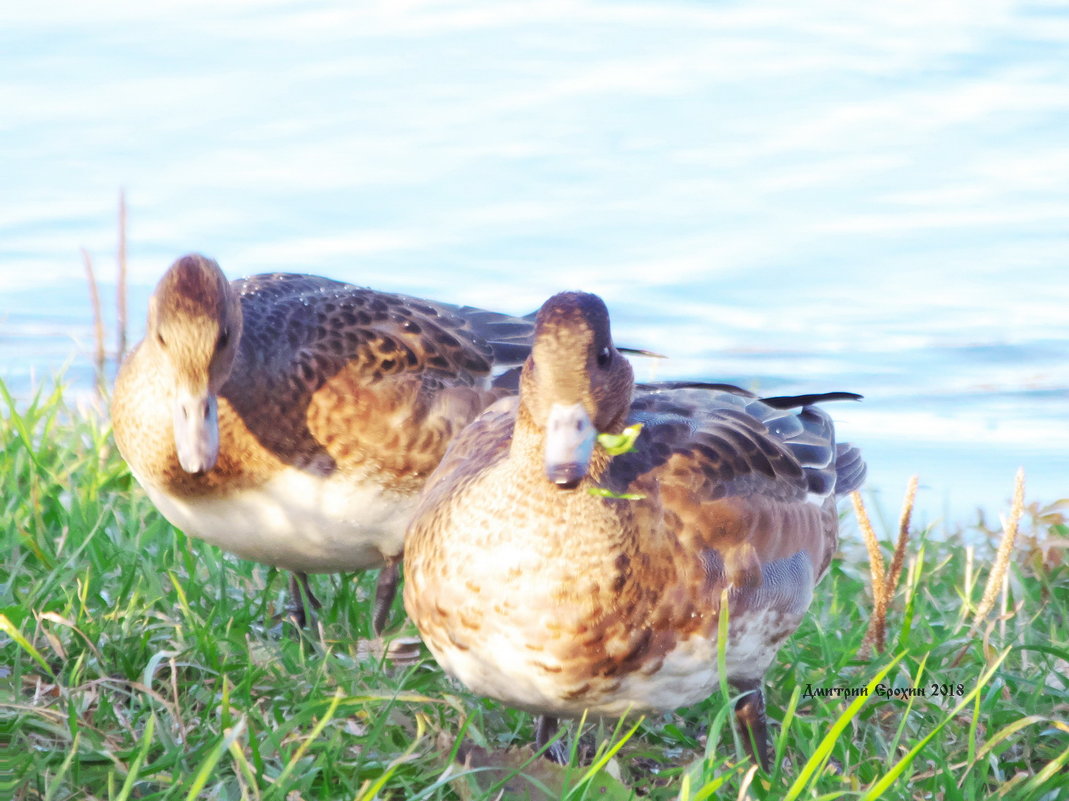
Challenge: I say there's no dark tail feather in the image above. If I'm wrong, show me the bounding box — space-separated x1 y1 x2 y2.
635 380 757 396
633 384 863 409
834 443 867 495
760 391 863 409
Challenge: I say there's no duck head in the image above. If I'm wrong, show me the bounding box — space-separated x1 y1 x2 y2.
520 291 634 488
146 254 243 473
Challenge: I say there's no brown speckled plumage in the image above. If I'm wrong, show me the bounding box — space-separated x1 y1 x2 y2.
403 291 865 766
112 255 534 630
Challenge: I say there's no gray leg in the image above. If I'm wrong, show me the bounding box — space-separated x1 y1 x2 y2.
535 715 568 764
372 559 400 635
287 571 321 628
733 680 771 771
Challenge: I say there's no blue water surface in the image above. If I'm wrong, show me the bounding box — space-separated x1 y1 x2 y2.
2 1 1067 526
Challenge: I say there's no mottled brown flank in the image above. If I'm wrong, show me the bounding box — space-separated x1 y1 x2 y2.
403 290 864 722
113 266 527 499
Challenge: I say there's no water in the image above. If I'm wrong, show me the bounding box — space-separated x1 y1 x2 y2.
2 1 1067 526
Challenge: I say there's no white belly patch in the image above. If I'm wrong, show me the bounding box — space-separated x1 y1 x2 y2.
139 467 412 572
430 610 790 718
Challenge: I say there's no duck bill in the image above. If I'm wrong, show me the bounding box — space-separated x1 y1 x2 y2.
544 402 596 488
173 388 220 473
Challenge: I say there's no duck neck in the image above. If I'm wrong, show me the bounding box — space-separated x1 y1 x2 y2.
499 404 644 605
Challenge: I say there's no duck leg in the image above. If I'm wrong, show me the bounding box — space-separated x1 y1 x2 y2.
535 715 568 764
733 680 771 771
372 559 400 635
287 571 322 628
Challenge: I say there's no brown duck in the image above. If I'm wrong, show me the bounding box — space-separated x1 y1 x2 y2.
111 254 534 631
403 290 865 767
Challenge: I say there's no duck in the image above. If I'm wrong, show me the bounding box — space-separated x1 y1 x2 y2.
402 290 866 767
111 254 535 632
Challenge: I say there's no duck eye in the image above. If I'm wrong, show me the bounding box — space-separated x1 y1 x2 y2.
596 346 612 369
217 328 229 350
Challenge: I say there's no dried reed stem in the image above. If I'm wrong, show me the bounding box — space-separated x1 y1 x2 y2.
887 475 917 592
81 248 106 391
116 188 128 363
852 491 885 596
952 469 1026 667
976 468 1025 630
852 491 886 657
853 479 917 657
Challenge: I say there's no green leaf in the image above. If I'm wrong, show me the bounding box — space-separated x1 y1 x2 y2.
587 487 646 500
596 423 643 456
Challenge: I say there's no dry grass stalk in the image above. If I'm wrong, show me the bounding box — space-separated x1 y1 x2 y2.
852 491 885 598
952 468 1026 668
852 490 886 657
888 475 917 592
978 468 1025 629
116 187 128 363
853 478 917 657
81 248 106 391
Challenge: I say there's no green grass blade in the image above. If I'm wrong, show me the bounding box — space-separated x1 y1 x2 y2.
114 715 155 801
783 651 906 801
689 770 736 801
0 380 43 471
858 647 1012 801
353 712 426 801
966 686 980 767
0 613 55 678
566 716 643 799
42 732 81 801
184 717 247 801
888 650 929 758
974 715 1060 763
1019 744 1069 796
264 690 344 800
228 737 262 801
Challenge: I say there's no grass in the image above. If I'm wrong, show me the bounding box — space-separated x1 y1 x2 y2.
2 377 1067 800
